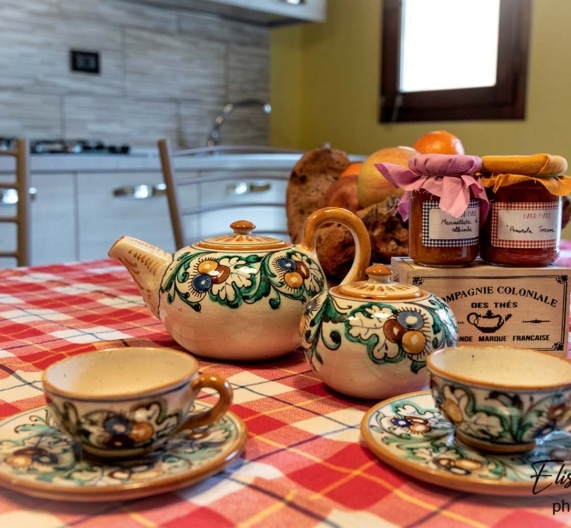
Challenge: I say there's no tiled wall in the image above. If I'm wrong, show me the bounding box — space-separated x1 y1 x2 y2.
0 0 271 148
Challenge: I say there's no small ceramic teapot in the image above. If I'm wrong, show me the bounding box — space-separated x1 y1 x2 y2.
299 264 458 399
108 207 371 361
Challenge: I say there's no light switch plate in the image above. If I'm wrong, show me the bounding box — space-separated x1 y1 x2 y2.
70 50 100 74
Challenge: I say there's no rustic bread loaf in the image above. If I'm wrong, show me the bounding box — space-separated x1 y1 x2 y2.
314 198 408 285
286 147 351 242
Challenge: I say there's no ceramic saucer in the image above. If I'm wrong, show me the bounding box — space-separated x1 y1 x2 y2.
0 402 247 502
361 390 571 497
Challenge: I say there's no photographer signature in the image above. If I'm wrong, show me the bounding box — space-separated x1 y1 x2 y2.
531 460 571 494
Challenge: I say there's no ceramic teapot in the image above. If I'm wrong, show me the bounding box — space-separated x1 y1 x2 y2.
108 207 371 361
299 264 459 399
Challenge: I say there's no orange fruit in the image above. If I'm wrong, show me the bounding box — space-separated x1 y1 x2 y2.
413 130 465 155
324 174 359 213
339 162 363 178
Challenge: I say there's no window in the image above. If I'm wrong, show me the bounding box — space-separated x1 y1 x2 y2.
380 0 532 122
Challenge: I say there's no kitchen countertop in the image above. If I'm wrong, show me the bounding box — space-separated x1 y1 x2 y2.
0 147 367 174
0 151 311 174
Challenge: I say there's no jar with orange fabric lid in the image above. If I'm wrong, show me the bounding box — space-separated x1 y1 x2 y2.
377 154 488 267
479 154 571 267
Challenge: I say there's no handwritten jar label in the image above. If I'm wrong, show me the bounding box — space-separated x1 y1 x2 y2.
491 202 561 248
422 199 480 247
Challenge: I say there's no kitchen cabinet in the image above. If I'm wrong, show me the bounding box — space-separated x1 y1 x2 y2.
149 0 326 26
76 168 288 258
243 0 326 23
0 152 301 268
187 168 288 240
77 171 176 261
0 172 75 267
31 173 76 265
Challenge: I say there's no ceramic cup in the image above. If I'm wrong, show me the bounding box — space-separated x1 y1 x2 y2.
42 347 233 459
427 346 571 453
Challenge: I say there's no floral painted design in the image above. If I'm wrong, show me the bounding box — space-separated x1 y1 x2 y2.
301 292 458 374
430 380 567 447
363 392 571 492
161 249 325 312
0 403 243 497
377 402 451 441
47 399 181 452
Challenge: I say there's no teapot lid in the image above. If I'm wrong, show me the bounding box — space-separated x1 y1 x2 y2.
194 220 292 250
333 264 427 300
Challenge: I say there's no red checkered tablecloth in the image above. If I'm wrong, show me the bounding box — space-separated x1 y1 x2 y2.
1 250 571 528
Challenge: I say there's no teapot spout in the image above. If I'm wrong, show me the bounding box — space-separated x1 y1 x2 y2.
108 236 172 318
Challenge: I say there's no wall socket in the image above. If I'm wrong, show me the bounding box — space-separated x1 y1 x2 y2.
70 50 100 74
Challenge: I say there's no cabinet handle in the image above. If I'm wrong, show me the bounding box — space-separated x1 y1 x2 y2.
277 0 307 5
0 187 37 205
227 182 272 195
113 184 167 199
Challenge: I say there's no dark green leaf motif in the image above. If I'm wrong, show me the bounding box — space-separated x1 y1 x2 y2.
431 381 565 445
367 393 571 486
161 249 325 312
302 294 348 366
0 404 239 488
301 293 458 374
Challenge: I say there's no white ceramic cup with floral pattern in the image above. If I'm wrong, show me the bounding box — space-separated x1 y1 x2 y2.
42 347 233 459
427 346 571 454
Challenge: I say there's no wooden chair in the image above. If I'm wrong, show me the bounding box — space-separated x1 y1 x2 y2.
158 139 294 248
0 138 31 266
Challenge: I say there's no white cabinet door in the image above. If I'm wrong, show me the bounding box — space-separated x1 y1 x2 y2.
31 172 77 265
177 169 288 241
77 172 175 261
0 172 76 268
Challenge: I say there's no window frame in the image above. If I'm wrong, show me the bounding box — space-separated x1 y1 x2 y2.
380 0 532 123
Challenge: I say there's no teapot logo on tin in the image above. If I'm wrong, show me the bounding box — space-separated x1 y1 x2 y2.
467 310 512 333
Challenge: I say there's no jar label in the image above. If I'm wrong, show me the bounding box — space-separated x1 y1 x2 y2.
491 202 561 248
422 199 480 247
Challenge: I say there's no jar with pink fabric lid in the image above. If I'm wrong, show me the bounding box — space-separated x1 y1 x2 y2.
377 153 488 267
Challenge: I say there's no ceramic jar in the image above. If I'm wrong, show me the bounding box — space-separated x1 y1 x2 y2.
299 264 459 399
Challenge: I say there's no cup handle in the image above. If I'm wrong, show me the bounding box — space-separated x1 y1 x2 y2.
298 206 372 284
176 374 233 431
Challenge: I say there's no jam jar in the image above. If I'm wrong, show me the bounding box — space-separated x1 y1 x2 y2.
377 153 488 267
479 154 571 267
408 188 481 267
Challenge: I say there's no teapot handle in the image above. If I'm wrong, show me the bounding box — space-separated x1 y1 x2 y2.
298 206 371 285
467 313 479 324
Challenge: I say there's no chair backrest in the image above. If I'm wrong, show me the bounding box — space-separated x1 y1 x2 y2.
158 139 293 248
0 138 30 266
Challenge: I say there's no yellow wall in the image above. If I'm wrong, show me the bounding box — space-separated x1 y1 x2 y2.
270 0 571 162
